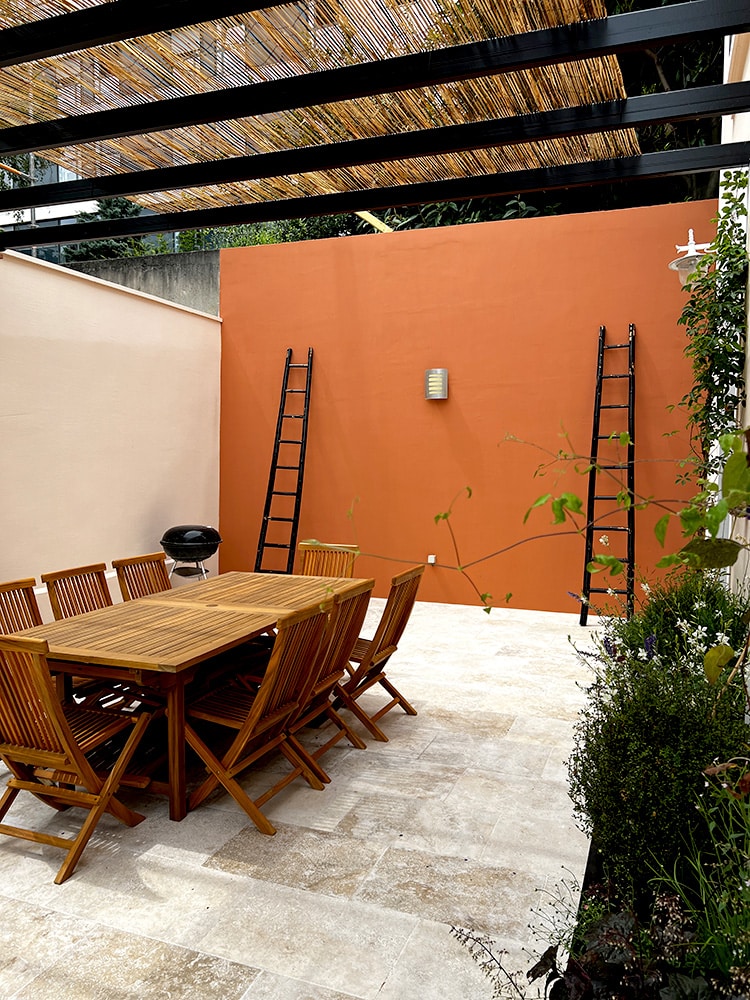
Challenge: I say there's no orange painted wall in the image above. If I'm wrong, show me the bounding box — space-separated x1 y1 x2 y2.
219 200 716 611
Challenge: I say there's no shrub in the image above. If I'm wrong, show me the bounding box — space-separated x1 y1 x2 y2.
568 571 750 897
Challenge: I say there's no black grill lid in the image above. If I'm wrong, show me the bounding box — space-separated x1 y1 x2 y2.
160 525 222 560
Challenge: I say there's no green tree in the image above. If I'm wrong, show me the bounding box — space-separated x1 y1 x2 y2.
62 197 147 261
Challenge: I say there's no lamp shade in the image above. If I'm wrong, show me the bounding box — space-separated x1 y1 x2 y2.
668 229 711 287
425 368 448 399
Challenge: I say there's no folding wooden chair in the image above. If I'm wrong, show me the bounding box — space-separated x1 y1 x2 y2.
41 564 152 711
0 578 43 632
185 600 332 834
41 563 113 620
298 541 359 578
112 552 171 601
284 578 375 784
335 564 424 742
0 635 152 884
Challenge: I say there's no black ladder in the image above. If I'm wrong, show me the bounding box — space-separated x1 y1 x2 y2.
254 348 313 574
579 325 635 625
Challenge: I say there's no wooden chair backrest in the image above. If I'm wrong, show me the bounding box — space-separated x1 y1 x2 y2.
112 552 171 601
0 635 89 771
41 563 113 620
0 578 43 632
290 579 374 725
298 541 358 578
243 601 332 740
351 564 424 677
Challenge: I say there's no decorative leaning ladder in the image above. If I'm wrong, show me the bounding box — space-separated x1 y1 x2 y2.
255 348 314 574
579 325 636 626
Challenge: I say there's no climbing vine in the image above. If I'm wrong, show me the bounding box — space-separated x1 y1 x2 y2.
678 169 749 480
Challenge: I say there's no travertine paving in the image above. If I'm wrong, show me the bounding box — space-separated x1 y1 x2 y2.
0 601 593 1000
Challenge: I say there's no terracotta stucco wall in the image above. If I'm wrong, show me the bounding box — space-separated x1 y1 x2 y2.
219 200 716 611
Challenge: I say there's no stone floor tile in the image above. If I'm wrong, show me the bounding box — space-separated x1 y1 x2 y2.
13 927 259 1000
205 823 385 897
354 846 539 937
242 970 360 999
194 879 418 998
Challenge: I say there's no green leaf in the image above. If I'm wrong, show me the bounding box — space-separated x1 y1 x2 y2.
560 493 583 515
434 511 449 524
704 499 729 538
550 498 565 524
722 451 750 500
679 537 743 569
654 514 670 547
504 592 512 603
704 644 735 685
465 486 472 499
619 431 631 447
656 554 684 568
523 493 552 524
719 432 743 455
587 554 624 576
679 506 705 536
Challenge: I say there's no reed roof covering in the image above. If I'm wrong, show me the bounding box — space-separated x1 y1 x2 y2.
0 0 640 216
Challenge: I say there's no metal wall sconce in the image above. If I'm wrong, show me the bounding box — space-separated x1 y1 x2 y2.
425 368 449 399
668 229 710 287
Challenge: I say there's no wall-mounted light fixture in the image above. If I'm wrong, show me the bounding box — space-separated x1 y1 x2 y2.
424 368 448 400
668 229 711 287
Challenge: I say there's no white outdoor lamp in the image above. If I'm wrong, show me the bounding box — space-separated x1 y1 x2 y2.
668 229 711 287
424 368 448 399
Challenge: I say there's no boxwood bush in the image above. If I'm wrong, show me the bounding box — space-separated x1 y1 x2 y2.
568 571 750 897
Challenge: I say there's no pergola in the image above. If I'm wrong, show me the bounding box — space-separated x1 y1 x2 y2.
0 0 749 250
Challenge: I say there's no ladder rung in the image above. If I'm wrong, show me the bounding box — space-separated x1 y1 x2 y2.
601 404 628 409
267 517 294 523
286 388 306 393
594 495 621 500
282 414 304 418
271 490 297 497
279 438 302 445
263 543 291 549
589 587 628 595
603 343 630 350
599 463 629 469
591 525 629 532
275 465 299 471
602 374 629 379
289 363 309 369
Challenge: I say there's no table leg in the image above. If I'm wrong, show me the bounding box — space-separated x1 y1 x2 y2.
166 680 187 821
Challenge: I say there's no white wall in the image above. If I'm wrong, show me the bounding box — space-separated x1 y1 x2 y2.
0 251 222 608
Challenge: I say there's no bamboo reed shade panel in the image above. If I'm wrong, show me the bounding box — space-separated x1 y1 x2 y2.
0 0 640 214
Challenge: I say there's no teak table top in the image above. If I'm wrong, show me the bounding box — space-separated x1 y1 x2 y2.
20 572 364 671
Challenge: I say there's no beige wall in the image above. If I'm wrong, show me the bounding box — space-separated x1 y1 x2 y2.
0 251 222 610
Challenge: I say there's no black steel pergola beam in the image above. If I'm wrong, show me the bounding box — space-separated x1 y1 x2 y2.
0 0 289 68
2 141 748 250
2 82 749 213
1 0 748 157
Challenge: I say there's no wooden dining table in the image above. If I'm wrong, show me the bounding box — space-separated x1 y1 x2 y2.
19 571 365 820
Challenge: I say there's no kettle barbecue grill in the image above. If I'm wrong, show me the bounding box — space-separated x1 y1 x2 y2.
160 525 222 579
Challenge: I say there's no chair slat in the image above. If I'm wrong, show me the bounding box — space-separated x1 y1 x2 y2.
112 553 171 602
297 541 358 578
0 578 43 633
41 564 112 621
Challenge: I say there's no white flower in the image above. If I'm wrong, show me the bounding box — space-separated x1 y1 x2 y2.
599 534 610 546
640 582 651 595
